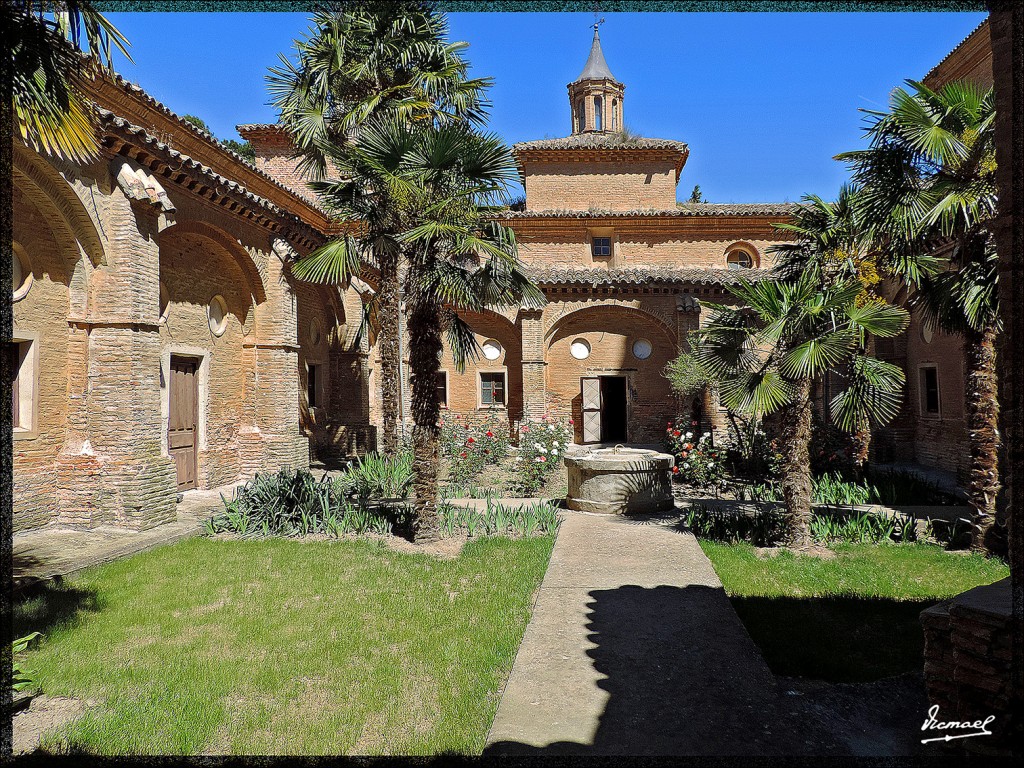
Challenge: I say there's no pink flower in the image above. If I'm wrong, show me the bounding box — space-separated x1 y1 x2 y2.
568 419 574 425
539 455 547 463
691 420 699 426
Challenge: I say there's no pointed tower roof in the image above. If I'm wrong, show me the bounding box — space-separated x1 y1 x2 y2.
575 26 617 82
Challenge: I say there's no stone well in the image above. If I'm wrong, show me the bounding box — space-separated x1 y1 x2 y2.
564 446 675 515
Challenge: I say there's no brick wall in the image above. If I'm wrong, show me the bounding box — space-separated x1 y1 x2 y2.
523 158 679 211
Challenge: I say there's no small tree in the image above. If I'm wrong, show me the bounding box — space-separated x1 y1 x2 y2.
688 185 702 203
694 272 909 548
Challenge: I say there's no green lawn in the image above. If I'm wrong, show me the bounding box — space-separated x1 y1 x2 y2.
701 541 1009 682
16 535 555 755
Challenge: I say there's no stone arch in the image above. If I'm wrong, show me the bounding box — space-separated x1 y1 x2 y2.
166 220 268 305
544 302 677 349
12 145 105 267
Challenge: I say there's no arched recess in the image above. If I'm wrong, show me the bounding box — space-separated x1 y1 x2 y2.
446 308 525 423
544 303 677 350
167 220 268 305
12 145 105 267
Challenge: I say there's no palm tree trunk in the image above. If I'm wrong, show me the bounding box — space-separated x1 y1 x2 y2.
848 418 872 480
963 323 1001 553
406 295 442 543
778 378 815 549
376 249 401 455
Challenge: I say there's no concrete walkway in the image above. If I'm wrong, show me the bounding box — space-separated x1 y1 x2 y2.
485 510 845 756
13 485 235 586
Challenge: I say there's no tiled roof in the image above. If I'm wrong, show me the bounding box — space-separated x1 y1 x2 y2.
513 133 689 152
236 123 284 132
498 203 796 219
95 69 331 218
523 266 773 286
922 18 989 82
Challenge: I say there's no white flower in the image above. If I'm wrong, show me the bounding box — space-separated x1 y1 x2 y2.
703 432 711 439
534 443 543 450
685 431 693 439
683 462 690 469
552 440 559 447
707 462 714 468
539 447 548 453
551 449 558 456
514 457 522 463
548 424 555 431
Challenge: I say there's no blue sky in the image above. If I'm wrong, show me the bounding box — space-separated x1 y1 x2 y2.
104 10 988 203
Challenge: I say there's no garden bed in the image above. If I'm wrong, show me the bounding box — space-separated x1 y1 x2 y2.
13 535 555 755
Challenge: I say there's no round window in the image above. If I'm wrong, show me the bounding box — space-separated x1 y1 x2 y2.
481 339 502 361
159 282 170 323
632 338 653 360
208 295 228 336
570 338 591 360
12 243 32 302
727 249 754 270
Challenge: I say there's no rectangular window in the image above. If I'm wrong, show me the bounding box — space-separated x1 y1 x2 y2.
480 372 506 407
307 363 319 409
919 366 940 416
10 336 36 436
436 371 448 408
591 237 611 258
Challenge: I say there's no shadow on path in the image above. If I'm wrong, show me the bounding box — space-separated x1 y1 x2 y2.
486 583 846 756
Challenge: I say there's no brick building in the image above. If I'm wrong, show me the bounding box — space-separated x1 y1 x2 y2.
242 27 795 447
10 67 373 533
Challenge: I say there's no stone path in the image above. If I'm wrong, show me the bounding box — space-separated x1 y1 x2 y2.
13 485 236 586
484 510 847 756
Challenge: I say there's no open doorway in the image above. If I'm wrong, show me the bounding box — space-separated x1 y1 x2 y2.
581 375 628 444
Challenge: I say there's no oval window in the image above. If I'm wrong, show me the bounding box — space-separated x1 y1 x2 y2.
481 339 502 361
632 338 653 360
309 318 323 346
208 295 228 336
921 324 934 344
12 243 32 302
570 338 591 360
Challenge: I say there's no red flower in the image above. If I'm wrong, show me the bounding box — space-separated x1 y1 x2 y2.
459 452 467 458
672 466 680 474
456 415 461 420
673 430 681 437
467 437 475 444
485 431 494 438
464 424 470 430
691 420 699 426
568 419 574 425
681 451 688 459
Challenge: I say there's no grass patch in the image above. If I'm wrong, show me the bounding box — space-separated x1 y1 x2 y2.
16 535 555 755
701 541 1008 683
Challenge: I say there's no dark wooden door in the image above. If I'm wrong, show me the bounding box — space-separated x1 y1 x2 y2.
600 376 628 443
168 356 198 491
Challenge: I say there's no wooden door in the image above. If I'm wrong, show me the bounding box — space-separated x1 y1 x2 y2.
168 357 198 491
581 377 601 444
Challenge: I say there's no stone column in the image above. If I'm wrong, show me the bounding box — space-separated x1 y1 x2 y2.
518 307 547 422
56 188 177 529
239 240 310 475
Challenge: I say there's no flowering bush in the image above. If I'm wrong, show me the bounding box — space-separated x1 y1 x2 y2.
439 413 511 486
664 418 726 488
509 413 572 496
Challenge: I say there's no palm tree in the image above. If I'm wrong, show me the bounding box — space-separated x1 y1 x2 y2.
694 272 909 548
770 185 890 476
294 120 543 542
7 1 131 163
836 79 1000 552
269 1 490 455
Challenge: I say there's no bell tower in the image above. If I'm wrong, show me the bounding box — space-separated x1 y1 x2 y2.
567 22 625 134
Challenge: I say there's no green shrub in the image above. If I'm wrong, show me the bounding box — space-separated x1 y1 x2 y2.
440 414 511 487
438 499 561 539
337 451 414 502
13 632 43 693
206 469 395 537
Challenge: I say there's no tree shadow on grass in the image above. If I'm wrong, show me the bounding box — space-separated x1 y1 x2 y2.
729 595 934 683
13 578 102 639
